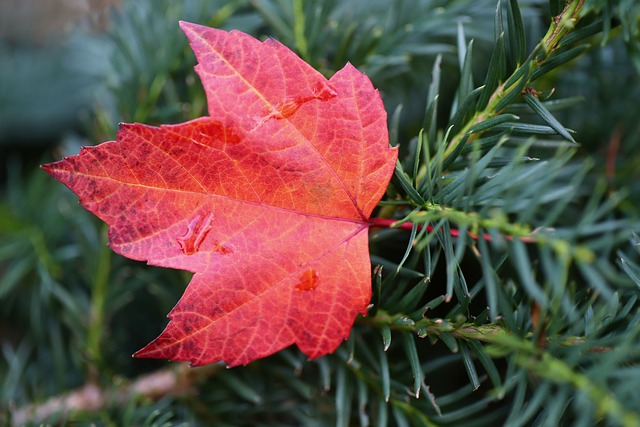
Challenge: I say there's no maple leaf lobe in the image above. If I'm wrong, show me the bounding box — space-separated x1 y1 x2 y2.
42 22 397 367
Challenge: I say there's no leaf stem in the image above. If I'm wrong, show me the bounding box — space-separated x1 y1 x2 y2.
369 217 536 243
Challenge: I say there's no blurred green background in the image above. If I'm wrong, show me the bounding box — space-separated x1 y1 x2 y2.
1 0 639 425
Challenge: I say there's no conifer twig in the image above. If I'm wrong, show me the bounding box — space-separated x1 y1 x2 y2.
444 0 587 158
369 217 537 243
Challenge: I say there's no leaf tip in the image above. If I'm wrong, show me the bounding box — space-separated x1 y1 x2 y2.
178 20 216 44
178 20 197 33
40 162 53 173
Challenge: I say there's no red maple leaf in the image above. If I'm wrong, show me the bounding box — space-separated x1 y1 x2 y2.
42 22 397 367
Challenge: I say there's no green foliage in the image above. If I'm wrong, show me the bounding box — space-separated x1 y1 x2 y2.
2 0 640 426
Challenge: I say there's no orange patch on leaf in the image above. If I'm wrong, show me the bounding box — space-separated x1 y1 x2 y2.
295 269 318 291
213 242 232 255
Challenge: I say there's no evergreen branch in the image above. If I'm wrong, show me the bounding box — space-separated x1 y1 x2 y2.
365 311 508 343
544 0 587 54
363 310 640 355
335 347 442 427
486 334 640 427
365 306 640 425
409 206 535 242
370 217 536 243
372 204 596 263
443 0 587 158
